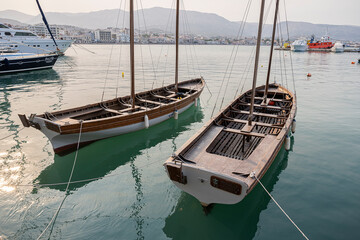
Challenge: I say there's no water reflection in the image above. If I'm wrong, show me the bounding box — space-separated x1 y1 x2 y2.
0 69 60 88
163 138 294 240
0 69 63 193
34 105 204 192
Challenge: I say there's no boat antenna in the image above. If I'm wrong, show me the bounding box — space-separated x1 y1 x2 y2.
35 0 60 52
130 0 135 109
248 0 266 126
175 0 180 93
264 0 280 103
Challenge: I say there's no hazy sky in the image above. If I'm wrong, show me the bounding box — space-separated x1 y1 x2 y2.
1 0 359 26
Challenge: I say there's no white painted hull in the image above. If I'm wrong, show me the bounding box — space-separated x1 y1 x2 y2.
2 39 72 54
33 101 195 152
168 164 248 206
291 44 307 52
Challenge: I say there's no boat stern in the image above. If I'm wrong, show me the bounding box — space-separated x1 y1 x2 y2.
164 159 248 206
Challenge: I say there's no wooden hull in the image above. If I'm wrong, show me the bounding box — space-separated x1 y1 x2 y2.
164 83 296 206
22 78 204 154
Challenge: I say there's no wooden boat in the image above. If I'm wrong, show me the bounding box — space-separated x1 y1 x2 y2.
18 0 205 154
164 0 296 207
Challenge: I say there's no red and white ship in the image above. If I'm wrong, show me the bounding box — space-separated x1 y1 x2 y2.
308 34 334 49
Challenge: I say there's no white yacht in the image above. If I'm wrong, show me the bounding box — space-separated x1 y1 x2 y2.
291 39 308 52
0 23 72 55
331 42 344 53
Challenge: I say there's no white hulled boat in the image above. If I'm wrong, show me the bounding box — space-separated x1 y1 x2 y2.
0 23 72 55
291 39 308 52
331 42 344 53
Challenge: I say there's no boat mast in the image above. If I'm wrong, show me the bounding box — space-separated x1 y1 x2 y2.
35 0 59 52
248 0 266 126
130 0 135 109
264 0 280 103
175 0 180 93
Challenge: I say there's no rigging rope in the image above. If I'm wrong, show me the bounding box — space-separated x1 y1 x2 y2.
116 0 127 99
251 172 310 240
36 121 83 240
101 0 124 103
283 0 297 96
210 0 253 118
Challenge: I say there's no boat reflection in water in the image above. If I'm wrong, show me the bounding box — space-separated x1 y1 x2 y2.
34 105 204 192
163 138 294 240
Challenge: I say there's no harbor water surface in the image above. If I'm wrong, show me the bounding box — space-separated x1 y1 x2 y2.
0 45 359 239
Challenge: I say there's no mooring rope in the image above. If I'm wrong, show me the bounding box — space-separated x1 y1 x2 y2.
0 127 25 141
251 172 310 240
36 121 83 240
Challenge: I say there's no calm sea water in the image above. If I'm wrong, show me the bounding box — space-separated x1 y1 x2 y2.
0 45 359 239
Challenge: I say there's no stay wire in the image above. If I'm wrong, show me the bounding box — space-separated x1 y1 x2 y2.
138 0 158 87
210 0 253 118
218 0 253 110
36 121 83 240
116 0 127 99
283 0 297 96
101 0 124 103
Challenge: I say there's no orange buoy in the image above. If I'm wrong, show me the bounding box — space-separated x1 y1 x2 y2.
307 73 312 77
351 62 355 64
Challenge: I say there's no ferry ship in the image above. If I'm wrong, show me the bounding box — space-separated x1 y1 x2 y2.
308 34 334 49
0 23 72 55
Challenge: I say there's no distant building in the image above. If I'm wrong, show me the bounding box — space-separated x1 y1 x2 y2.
28 24 60 38
94 30 112 43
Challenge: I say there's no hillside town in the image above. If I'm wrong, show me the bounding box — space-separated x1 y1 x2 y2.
3 22 357 47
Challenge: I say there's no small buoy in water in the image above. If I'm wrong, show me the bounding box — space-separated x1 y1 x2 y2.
285 134 291 151
351 62 355 64
144 114 149 129
307 73 312 77
291 119 296 133
261 65 263 67
174 109 178 120
122 72 124 78
195 98 198 107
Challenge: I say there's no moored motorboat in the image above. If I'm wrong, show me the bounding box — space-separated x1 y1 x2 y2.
331 42 344 53
308 34 333 49
0 23 72 55
291 39 308 52
0 53 58 74
164 0 297 207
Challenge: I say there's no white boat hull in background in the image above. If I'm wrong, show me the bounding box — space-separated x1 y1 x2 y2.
291 40 308 52
331 42 344 53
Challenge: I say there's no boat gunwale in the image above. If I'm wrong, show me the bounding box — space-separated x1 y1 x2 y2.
34 78 205 134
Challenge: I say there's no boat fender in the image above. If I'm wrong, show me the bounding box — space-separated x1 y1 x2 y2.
291 119 296 133
285 134 291 151
174 110 178 120
144 114 149 129
195 98 198 107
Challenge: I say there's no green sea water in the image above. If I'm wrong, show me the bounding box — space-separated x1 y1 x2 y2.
0 45 359 239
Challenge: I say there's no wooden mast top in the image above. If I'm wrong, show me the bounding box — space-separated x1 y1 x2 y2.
248 0 266 126
264 0 280 103
175 0 180 93
130 0 135 109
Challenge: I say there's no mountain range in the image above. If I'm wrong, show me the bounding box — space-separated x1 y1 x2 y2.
1 8 359 41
